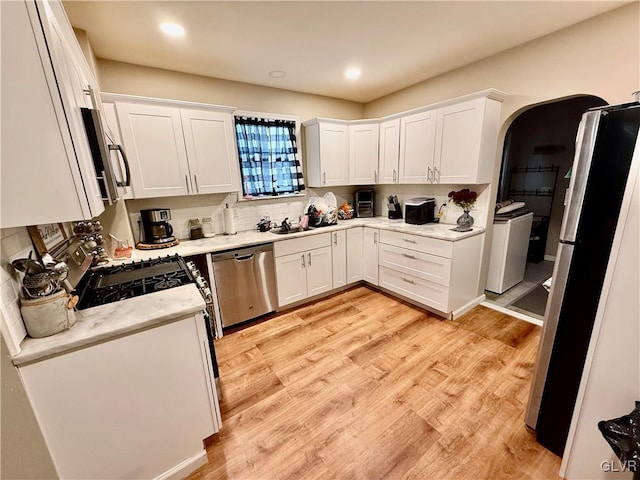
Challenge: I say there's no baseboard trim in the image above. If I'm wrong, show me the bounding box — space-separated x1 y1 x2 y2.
543 254 556 262
481 301 543 326
452 295 486 320
154 450 208 480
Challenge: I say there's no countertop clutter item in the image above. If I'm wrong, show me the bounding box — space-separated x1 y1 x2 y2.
223 204 237 235
405 197 436 225
139 208 175 245
202 217 216 237
109 234 133 259
20 289 76 338
337 203 354 220
355 190 374 218
387 195 402 219
257 218 272 232
448 189 478 232
189 218 205 240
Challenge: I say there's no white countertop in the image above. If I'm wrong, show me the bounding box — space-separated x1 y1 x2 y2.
114 217 485 263
13 285 205 367
12 218 484 366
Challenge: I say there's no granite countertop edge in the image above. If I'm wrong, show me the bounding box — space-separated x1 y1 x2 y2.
115 218 485 263
13 285 205 367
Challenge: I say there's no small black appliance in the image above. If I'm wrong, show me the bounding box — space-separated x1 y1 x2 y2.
355 190 374 217
404 197 436 225
140 208 175 244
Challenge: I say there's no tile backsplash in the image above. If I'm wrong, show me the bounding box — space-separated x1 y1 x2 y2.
0 227 32 355
126 187 355 242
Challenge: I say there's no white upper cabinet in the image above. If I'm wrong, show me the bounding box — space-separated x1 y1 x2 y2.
116 103 191 198
435 97 501 184
304 120 349 187
1 0 104 227
349 123 379 185
378 118 401 184
399 110 437 184
112 98 239 199
180 109 241 194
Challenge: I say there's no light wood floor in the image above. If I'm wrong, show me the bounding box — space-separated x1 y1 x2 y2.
188 286 561 480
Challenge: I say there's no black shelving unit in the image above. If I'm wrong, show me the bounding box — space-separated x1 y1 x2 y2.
507 165 560 263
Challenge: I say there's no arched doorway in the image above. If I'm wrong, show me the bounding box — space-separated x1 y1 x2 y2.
485 95 607 320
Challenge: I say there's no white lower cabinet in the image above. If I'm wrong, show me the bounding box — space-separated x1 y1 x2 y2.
274 234 333 307
377 230 484 318
332 230 347 288
363 227 379 285
18 314 219 480
346 227 363 284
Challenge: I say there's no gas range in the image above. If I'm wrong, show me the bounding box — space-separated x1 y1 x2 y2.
75 255 207 310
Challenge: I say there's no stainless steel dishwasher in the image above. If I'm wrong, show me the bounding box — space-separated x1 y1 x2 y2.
210 243 278 328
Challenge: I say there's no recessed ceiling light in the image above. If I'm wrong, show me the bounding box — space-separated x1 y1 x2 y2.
160 22 185 38
345 67 361 80
269 70 286 78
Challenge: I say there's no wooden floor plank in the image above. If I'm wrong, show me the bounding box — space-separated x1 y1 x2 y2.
187 286 561 480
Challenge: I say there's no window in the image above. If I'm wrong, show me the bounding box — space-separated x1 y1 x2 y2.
234 116 305 198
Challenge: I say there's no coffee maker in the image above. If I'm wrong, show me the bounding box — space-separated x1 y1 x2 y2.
140 209 175 244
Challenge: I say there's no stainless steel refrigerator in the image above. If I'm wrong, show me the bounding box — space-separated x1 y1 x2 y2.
525 101 640 457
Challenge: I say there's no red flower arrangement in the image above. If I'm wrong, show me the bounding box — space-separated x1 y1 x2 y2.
448 189 477 210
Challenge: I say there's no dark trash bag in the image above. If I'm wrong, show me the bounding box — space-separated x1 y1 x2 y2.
598 401 640 479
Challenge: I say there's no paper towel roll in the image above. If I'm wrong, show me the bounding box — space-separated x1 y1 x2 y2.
223 206 236 235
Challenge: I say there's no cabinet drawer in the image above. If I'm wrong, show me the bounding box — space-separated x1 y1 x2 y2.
378 243 452 287
274 232 331 257
379 267 449 313
379 230 453 258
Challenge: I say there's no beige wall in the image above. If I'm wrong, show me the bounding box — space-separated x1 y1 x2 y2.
364 3 639 120
97 59 364 122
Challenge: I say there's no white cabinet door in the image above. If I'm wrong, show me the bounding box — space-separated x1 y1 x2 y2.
275 252 308 307
399 110 437 184
1 1 104 227
19 315 216 480
306 246 333 297
332 230 347 288
346 227 363 284
180 109 240 194
319 123 350 186
435 97 485 184
363 227 379 285
305 121 349 187
378 118 400 184
116 103 191 198
349 123 379 185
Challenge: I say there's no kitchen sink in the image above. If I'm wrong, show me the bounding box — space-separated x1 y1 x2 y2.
271 228 306 235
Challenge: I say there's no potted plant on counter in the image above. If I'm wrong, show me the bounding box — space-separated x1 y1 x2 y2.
448 189 478 232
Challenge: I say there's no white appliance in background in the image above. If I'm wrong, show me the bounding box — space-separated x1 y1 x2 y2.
486 211 533 294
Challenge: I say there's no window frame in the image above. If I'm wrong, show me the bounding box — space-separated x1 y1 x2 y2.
233 110 305 202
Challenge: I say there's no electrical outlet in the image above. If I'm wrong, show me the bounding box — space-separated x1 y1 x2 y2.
233 208 239 217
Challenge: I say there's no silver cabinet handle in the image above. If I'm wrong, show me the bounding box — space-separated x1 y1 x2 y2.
402 238 417 244
185 175 191 194
427 166 432 182
393 169 397 183
373 232 377 244
402 277 415 285
402 253 416 259
434 167 439 183
334 232 338 246
301 254 305 268
308 252 312 265
374 170 378 183
193 175 199 194
322 172 326 185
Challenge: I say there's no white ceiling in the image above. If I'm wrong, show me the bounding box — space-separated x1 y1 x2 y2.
63 1 629 104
